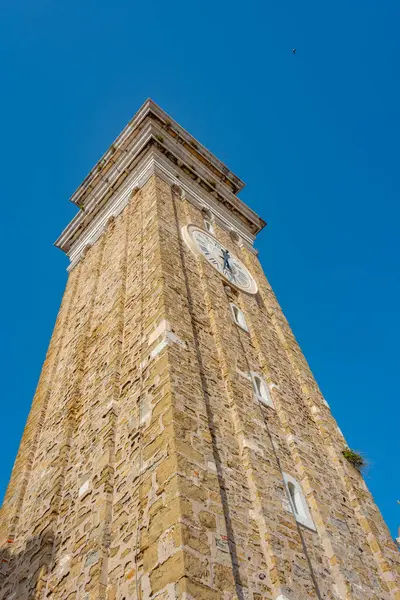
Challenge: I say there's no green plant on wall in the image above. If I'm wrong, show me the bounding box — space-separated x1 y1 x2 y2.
342 448 366 470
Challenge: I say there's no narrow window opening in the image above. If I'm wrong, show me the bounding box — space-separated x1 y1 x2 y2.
250 373 274 408
288 482 298 514
254 375 263 398
230 303 248 331
283 473 316 530
204 218 214 234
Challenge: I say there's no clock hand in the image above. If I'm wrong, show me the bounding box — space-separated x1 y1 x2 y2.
221 249 232 273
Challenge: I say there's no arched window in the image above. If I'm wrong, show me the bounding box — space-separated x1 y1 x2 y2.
230 303 248 332
250 372 274 408
283 473 316 530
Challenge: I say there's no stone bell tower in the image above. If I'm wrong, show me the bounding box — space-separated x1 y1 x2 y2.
0 100 399 600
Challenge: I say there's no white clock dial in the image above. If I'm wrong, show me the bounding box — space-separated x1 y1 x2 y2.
182 224 258 294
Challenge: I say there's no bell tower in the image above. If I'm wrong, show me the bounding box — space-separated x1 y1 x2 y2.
1 100 399 600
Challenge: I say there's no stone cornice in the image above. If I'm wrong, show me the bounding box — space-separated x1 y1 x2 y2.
69 99 245 207
60 149 260 272
55 99 266 263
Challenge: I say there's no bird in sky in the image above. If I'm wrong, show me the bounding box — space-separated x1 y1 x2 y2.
292 48 296 55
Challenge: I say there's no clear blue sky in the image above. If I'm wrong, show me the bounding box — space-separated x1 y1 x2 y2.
1 1 399 538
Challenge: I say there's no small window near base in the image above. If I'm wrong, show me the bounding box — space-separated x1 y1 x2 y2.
250 372 274 408
230 303 249 332
282 473 316 531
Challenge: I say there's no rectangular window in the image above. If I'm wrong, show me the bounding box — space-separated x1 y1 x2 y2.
282 472 316 531
230 303 249 332
250 372 274 408
204 219 214 234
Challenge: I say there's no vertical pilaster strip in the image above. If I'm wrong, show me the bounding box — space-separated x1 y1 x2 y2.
107 177 184 600
167 184 245 599
39 235 107 599
131 177 190 599
106 188 149 600
182 198 301 599
97 208 131 598
46 207 134 599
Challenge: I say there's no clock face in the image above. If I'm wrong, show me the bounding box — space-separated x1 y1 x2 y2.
182 224 258 294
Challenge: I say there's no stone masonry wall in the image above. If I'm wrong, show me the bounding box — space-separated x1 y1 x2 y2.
1 175 399 600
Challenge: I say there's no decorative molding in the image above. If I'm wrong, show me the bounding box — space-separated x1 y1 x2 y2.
59 150 261 271
69 99 246 209
153 152 258 246
56 100 267 269
64 152 155 271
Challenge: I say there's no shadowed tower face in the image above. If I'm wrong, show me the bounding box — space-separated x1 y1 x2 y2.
0 100 399 600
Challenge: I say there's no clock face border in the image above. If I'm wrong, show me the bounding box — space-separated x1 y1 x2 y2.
181 224 258 295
